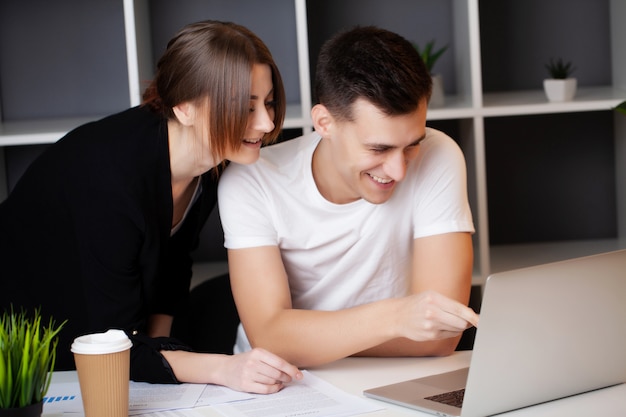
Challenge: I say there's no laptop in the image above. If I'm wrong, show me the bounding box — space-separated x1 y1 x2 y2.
364 249 626 417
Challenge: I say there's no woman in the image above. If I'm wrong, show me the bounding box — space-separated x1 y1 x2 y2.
0 20 301 393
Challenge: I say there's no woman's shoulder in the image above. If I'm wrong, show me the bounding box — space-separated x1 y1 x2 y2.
47 107 168 190
68 106 163 140
54 106 166 163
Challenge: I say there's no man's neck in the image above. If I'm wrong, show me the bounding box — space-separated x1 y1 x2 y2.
311 137 358 205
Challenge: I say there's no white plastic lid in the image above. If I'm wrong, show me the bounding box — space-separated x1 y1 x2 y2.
71 329 132 354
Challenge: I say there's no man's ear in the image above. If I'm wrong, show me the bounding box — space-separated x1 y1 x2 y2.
172 102 196 126
311 104 334 137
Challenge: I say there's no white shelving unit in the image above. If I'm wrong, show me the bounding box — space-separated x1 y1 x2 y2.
1 0 624 285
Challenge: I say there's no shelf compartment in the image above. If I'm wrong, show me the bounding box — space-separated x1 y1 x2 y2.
306 0 477 112
0 1 130 122
485 111 617 246
479 0 613 94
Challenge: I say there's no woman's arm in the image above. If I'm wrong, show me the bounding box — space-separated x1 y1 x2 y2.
146 313 302 393
161 348 302 394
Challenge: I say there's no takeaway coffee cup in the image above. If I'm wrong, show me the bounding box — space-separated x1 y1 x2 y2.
71 329 132 417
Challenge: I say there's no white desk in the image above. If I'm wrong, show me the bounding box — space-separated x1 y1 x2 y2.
312 352 626 416
47 351 626 417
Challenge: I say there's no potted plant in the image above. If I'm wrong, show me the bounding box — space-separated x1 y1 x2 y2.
0 307 65 417
543 57 577 102
616 100 626 116
414 40 448 108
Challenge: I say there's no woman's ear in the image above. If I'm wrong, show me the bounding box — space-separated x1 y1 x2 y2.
311 104 334 137
172 102 196 126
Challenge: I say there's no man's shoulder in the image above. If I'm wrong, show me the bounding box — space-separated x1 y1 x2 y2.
260 131 321 160
424 127 455 145
420 127 464 157
224 131 320 177
404 127 465 181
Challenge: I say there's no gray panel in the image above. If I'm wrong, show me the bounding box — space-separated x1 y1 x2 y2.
307 0 456 96
148 0 300 104
485 111 617 244
0 0 130 120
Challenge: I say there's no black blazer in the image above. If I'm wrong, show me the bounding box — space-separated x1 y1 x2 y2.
0 106 219 382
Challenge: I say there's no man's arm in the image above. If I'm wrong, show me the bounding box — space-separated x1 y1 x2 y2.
354 231 475 357
228 232 477 368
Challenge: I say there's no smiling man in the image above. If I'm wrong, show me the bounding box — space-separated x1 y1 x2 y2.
217 26 478 368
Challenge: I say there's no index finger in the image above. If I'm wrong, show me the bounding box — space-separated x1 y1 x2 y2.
437 294 479 328
257 348 303 381
456 305 479 328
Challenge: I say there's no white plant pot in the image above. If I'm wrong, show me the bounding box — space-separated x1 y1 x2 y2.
543 78 577 102
429 74 445 108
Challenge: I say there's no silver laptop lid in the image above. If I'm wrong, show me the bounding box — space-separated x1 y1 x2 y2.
462 249 626 417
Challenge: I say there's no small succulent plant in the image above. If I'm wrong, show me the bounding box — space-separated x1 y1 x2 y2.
545 57 576 79
414 40 448 74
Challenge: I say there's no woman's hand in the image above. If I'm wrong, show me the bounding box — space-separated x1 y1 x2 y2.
217 348 303 394
161 347 303 394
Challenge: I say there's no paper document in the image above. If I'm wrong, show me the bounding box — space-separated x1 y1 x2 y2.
44 380 214 415
129 381 207 413
131 409 207 417
44 371 382 417
43 382 83 413
212 371 383 417
195 384 254 406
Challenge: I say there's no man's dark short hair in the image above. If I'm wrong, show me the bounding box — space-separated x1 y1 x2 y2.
314 25 432 121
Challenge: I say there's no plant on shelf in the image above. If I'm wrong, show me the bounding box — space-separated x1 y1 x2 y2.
0 307 65 416
543 57 577 102
616 100 626 116
414 40 448 108
414 40 448 75
544 57 575 79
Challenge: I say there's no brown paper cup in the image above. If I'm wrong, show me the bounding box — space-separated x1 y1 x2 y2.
71 330 132 417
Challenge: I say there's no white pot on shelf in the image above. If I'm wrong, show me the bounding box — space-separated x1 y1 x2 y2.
543 78 577 102
429 73 445 108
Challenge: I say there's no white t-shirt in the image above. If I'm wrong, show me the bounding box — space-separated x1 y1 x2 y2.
218 128 474 351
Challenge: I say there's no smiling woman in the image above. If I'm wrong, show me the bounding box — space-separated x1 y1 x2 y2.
0 20 303 393
233 63 277 164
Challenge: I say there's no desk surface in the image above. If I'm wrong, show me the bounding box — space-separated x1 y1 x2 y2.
48 351 626 417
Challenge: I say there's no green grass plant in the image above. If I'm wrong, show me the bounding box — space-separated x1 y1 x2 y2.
0 307 65 409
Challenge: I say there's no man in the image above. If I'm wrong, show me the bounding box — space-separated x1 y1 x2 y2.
218 26 479 368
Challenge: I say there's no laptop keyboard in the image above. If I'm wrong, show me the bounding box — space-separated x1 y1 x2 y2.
425 388 465 408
